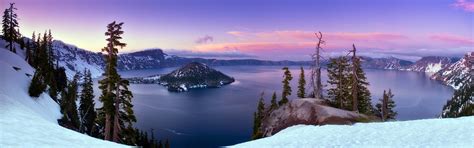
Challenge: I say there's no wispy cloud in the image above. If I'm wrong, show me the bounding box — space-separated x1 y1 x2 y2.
430 34 474 45
164 49 257 59
195 35 214 44
228 30 407 42
196 30 472 60
452 0 474 12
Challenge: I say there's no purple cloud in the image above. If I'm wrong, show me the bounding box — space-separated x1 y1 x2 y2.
195 35 214 44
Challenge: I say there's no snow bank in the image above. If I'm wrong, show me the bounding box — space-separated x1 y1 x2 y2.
230 117 474 147
0 49 127 147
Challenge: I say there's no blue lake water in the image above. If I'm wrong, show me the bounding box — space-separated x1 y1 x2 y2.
95 66 454 148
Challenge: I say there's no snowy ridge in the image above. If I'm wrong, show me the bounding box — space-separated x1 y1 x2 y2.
404 56 457 73
432 52 473 89
0 48 126 147
230 116 474 147
52 40 104 78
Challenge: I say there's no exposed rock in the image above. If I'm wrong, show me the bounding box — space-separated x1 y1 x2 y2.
261 98 372 137
431 52 473 89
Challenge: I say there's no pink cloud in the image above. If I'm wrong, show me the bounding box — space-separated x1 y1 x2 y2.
198 31 471 60
228 30 407 42
430 34 474 45
452 0 474 12
227 31 246 37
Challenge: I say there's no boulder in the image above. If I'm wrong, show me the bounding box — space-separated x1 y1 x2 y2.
262 98 371 137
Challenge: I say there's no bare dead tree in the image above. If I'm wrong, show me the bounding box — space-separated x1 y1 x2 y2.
310 32 324 99
349 44 359 112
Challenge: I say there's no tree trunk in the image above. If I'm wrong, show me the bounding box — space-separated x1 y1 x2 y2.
351 44 359 113
112 84 121 142
313 32 323 99
104 46 113 141
104 114 112 140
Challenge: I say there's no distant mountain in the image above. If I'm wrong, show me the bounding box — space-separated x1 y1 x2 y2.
431 52 473 89
128 62 235 92
360 56 413 70
44 39 464 81
52 40 105 78
404 56 458 73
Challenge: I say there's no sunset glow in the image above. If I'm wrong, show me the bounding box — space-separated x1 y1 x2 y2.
1 0 472 60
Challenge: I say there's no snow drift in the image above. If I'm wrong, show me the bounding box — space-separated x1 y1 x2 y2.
230 116 474 147
0 49 126 147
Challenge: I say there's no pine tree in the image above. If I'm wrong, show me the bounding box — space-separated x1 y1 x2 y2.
279 67 293 105
327 57 351 109
79 69 97 135
251 91 266 140
28 70 47 97
98 21 135 142
59 74 81 130
349 44 373 115
376 89 397 121
54 67 68 93
270 91 278 111
297 67 306 98
1 3 20 53
27 32 36 65
441 78 474 118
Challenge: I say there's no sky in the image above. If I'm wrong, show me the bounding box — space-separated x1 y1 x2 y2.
1 0 473 61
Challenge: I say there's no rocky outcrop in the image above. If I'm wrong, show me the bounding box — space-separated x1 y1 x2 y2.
261 98 372 137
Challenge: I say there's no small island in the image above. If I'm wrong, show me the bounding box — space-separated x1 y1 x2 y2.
128 62 235 92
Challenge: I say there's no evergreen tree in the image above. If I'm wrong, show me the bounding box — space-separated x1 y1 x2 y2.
54 67 68 93
327 57 351 109
270 91 278 111
375 89 397 121
79 69 97 135
98 21 135 143
441 78 474 118
28 70 47 97
279 67 293 105
297 67 306 98
27 32 36 65
1 3 20 53
251 91 266 140
349 44 373 115
59 74 81 130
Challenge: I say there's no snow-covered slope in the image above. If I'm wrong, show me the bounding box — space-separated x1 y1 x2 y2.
432 52 473 89
230 116 474 147
52 40 104 78
405 56 457 73
0 49 126 147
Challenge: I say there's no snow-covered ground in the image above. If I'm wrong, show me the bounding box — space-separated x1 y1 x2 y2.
230 116 474 147
0 48 126 147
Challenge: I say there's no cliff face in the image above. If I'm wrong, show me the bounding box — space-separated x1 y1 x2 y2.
431 52 473 89
261 98 372 137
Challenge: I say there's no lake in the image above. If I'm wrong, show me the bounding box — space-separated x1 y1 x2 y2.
95 66 454 148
